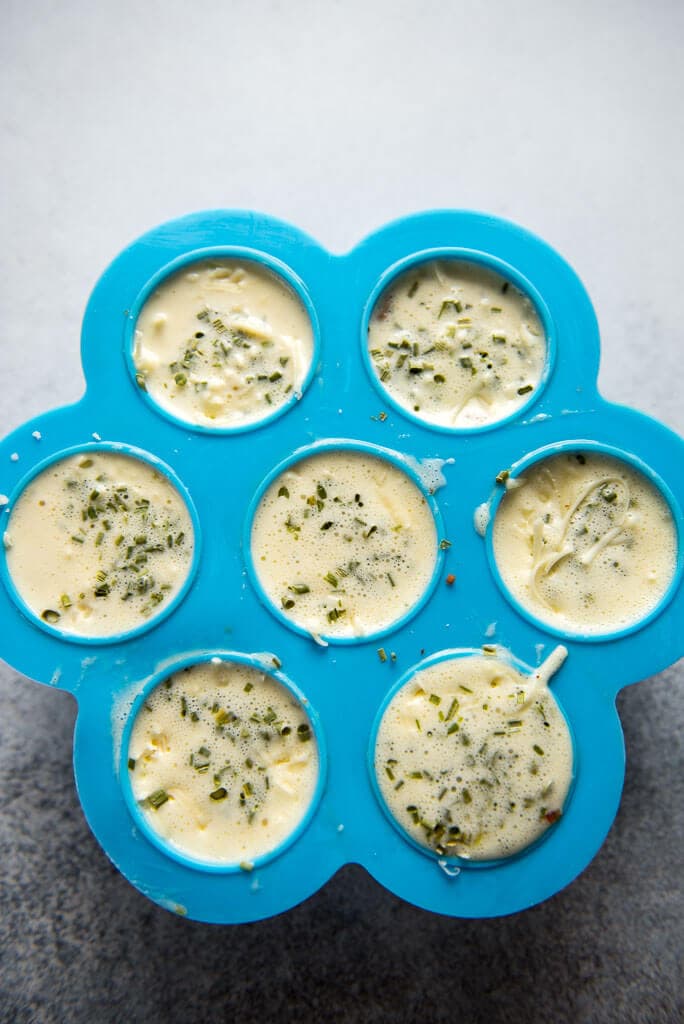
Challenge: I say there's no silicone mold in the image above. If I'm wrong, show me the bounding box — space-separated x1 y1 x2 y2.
0 210 681 924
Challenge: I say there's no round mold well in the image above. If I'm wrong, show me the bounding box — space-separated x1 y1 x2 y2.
368 645 578 870
485 440 684 643
120 650 327 874
244 438 447 645
360 247 555 434
124 246 321 435
0 442 201 645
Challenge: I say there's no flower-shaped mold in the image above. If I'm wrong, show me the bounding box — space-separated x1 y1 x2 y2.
0 210 682 924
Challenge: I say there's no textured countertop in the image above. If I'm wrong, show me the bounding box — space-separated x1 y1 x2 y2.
0 2 681 1021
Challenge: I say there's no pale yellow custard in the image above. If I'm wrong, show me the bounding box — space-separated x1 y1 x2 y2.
250 449 438 640
492 451 677 635
3 450 194 638
367 259 546 428
128 660 319 866
374 648 573 861
133 258 314 428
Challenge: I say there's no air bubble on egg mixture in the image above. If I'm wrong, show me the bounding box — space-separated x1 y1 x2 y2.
474 500 491 536
402 455 454 494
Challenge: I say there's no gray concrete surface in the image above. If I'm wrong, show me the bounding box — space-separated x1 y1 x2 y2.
1 2 682 1021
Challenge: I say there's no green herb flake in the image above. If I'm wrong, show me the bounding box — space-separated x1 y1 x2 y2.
439 299 462 318
445 698 459 721
377 648 388 663
147 789 169 809
297 723 312 742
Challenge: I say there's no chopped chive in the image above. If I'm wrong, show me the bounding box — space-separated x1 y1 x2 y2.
41 609 60 624
429 694 441 706
517 384 533 395
288 583 310 595
297 723 312 742
377 648 387 663
439 539 452 550
127 758 136 771
533 744 545 756
277 486 290 499
209 787 228 801
147 789 169 809
439 299 462 317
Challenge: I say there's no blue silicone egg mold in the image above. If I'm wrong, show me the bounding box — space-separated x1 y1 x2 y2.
0 210 682 923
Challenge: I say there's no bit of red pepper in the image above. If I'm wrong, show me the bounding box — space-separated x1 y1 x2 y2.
545 809 561 824
446 574 456 586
